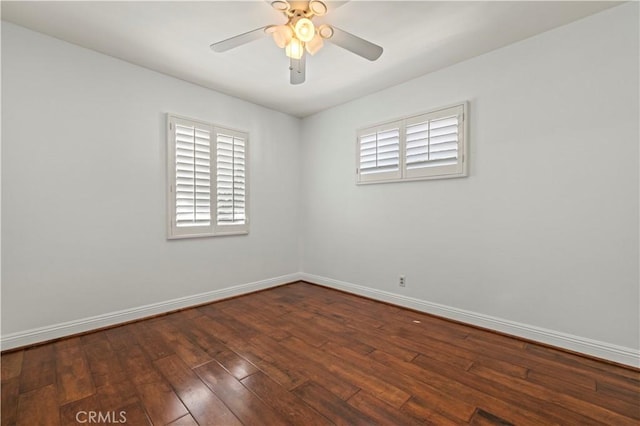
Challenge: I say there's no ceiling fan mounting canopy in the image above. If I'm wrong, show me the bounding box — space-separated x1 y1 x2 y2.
210 0 383 85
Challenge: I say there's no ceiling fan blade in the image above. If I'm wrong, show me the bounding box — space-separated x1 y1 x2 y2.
290 54 306 85
210 27 268 52
327 26 383 61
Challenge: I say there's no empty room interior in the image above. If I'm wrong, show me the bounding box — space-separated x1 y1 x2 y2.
1 1 639 425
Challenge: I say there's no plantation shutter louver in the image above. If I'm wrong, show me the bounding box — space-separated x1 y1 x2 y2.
357 121 402 182
404 105 464 179
175 123 211 227
216 130 247 230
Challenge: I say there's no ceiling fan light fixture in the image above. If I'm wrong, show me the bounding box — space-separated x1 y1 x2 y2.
271 24 293 49
318 24 334 39
210 1 384 85
305 33 324 55
309 0 327 16
285 37 304 59
294 18 315 42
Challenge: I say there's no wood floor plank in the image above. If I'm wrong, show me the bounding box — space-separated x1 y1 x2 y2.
282 336 411 408
446 331 607 388
468 408 515 426
191 311 256 349
95 379 139 413
116 344 163 386
59 395 101 426
270 313 331 349
129 321 175 361
119 343 189 426
372 349 567 425
148 317 212 368
244 335 310 389
220 301 294 341
465 328 528 350
527 369 639 419
285 309 376 355
198 304 261 341
81 332 128 388
524 342 640 381
19 345 56 393
17 384 60 426
330 322 420 362
390 320 596 388
168 313 231 358
213 348 260 380
471 357 528 380
167 413 199 426
347 389 425 425
1 377 20 425
250 334 359 399
135 380 188 425
155 354 242 426
401 395 466 426
412 353 603 425
245 290 298 314
195 360 288 425
54 341 95 405
3 282 638 425
469 363 638 425
596 378 640 406
323 342 477 423
191 314 307 390
117 402 152 425
292 381 375 426
241 371 333 426
300 296 388 331
315 301 387 329
104 325 138 351
1 351 24 382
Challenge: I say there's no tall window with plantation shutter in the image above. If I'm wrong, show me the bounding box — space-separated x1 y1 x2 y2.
167 115 249 239
356 103 467 184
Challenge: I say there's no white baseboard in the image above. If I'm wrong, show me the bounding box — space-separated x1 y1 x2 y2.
300 273 640 368
1 273 302 350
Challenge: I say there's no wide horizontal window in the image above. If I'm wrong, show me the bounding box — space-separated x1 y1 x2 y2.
356 103 467 184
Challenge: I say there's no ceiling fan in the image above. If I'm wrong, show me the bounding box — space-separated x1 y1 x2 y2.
210 0 383 85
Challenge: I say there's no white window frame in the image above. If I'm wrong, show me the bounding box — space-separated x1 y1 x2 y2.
167 114 249 239
356 102 468 184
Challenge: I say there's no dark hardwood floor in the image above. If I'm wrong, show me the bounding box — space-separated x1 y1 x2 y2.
2 282 639 425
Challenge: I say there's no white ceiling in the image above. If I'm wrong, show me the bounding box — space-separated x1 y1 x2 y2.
1 1 619 117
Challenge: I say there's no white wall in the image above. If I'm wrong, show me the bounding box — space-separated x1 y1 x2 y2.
1 22 301 336
300 3 639 355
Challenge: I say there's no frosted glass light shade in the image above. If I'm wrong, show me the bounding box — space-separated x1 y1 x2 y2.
272 25 293 49
318 24 333 39
309 0 327 16
294 18 315 43
305 33 324 55
285 38 304 59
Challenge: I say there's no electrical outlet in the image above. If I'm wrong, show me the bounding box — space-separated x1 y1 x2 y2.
399 275 406 287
